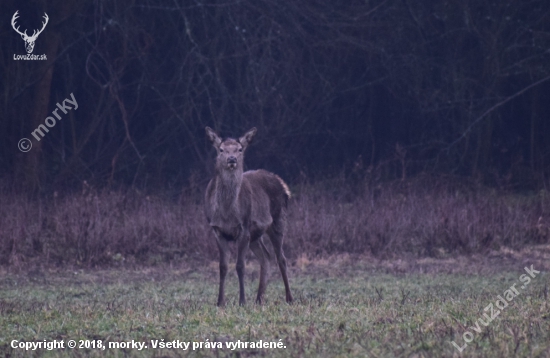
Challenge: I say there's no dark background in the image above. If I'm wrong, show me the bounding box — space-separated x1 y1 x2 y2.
2 0 550 194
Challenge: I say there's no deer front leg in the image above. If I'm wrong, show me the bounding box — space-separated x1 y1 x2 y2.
215 233 230 307
236 231 250 306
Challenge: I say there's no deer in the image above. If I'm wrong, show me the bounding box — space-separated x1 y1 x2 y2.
204 127 293 307
11 11 49 54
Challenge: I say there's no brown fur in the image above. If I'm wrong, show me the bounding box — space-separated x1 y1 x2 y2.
204 127 293 306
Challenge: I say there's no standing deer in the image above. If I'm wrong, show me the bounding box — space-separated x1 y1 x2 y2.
204 127 293 306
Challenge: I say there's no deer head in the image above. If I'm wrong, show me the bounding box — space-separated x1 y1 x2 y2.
206 127 257 173
11 11 49 54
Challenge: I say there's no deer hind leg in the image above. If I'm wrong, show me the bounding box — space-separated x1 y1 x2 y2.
250 237 270 304
267 226 293 303
215 236 230 307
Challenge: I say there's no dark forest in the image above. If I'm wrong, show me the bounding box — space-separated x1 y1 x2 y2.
2 0 549 193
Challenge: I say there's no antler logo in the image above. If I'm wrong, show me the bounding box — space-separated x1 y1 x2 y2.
11 11 49 54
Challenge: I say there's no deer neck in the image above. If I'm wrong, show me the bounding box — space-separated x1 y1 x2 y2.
215 168 243 209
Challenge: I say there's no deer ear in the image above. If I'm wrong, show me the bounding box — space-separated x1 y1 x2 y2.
239 127 257 148
205 127 222 147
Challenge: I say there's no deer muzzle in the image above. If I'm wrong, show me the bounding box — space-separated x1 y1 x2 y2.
227 156 237 169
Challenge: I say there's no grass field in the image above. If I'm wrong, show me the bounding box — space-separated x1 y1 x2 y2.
1 248 549 357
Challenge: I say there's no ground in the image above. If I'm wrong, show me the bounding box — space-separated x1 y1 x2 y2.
0 245 549 357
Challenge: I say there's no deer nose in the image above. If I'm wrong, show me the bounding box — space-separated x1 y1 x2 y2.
227 156 237 164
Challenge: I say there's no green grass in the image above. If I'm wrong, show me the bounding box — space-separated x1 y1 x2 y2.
0 259 548 357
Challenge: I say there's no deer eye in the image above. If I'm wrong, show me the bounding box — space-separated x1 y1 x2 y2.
219 149 224 153
239 148 243 152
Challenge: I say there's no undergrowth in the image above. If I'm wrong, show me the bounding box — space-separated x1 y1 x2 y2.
0 175 548 268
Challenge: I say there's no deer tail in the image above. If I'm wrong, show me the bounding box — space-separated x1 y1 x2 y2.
275 174 291 206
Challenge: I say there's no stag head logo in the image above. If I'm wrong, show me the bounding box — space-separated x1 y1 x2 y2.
11 11 49 54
